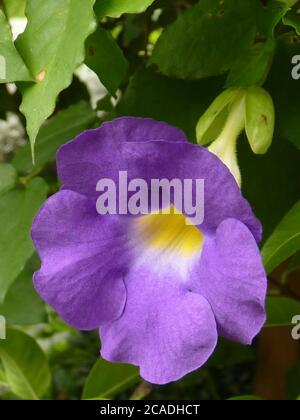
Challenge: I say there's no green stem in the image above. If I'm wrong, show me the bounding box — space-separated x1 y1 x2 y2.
19 166 43 186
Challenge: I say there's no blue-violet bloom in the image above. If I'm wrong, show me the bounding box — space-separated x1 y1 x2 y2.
31 117 267 384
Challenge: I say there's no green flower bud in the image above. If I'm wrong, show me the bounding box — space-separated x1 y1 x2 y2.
196 88 242 145
196 86 275 188
245 86 275 155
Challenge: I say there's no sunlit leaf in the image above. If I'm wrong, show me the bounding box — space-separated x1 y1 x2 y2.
16 0 96 154
0 328 51 400
0 10 32 83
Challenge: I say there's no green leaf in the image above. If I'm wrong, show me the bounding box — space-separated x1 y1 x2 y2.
0 177 48 302
261 200 300 273
117 67 223 141
0 10 32 83
85 26 128 96
150 0 286 84
0 368 8 386
82 359 139 400
12 102 97 174
283 9 300 35
0 268 46 325
94 0 155 18
0 328 51 400
265 297 300 327
0 163 17 196
16 0 96 154
150 0 253 80
3 0 26 18
226 1 288 87
245 87 275 154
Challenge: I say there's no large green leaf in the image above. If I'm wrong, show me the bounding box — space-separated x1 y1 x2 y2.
0 10 32 83
95 0 155 18
150 0 286 85
16 0 96 154
261 200 300 273
0 268 46 325
12 102 97 174
85 26 128 96
117 67 223 141
0 328 51 400
225 1 287 87
265 297 300 327
82 359 139 400
0 163 17 196
0 177 48 302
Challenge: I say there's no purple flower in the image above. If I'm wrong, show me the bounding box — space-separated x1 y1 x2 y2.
31 117 267 385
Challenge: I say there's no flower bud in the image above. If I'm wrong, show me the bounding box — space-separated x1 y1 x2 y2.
245 86 275 155
196 88 242 145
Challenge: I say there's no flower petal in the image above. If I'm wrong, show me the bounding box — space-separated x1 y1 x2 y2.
31 190 130 330
56 117 187 204
191 218 267 345
100 259 218 385
57 118 261 241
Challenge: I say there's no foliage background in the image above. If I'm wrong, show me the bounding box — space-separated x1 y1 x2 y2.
0 0 300 400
